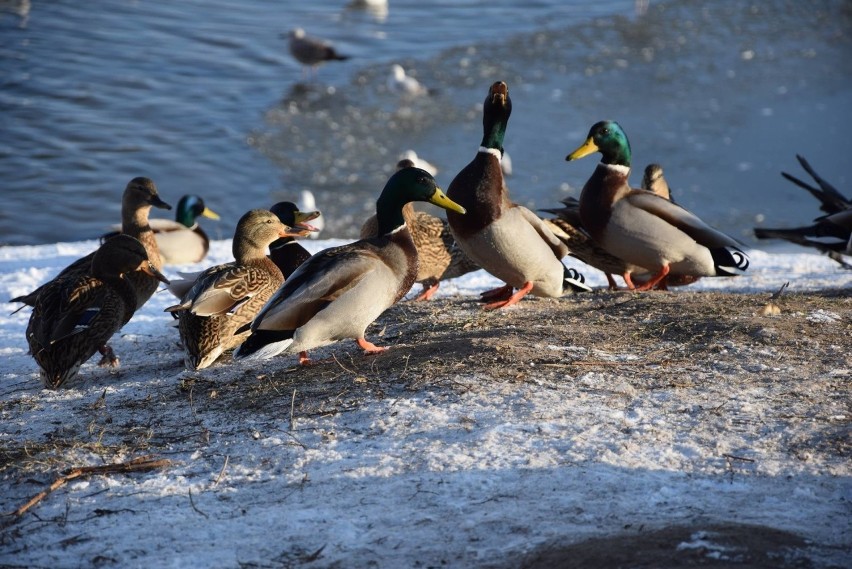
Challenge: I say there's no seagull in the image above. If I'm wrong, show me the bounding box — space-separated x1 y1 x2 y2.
387 64 429 97
298 190 324 239
286 28 349 78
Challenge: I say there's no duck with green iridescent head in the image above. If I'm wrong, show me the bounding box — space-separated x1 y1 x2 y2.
566 120 749 290
152 195 220 265
234 167 465 365
26 235 170 389
446 81 590 309
360 158 480 301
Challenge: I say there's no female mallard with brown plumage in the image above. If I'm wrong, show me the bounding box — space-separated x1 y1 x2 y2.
445 81 590 309
234 167 465 365
11 177 172 310
565 120 749 290
26 235 170 389
165 209 311 370
359 158 479 301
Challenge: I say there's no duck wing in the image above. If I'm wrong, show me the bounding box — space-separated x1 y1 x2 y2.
624 191 741 249
515 205 570 259
252 245 379 333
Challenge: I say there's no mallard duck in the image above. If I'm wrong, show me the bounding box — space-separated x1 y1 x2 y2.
286 28 349 78
641 163 673 202
754 155 851 267
360 158 479 301
26 235 170 389
233 167 465 364
11 177 172 310
269 201 321 277
565 120 749 290
165 210 309 370
103 194 220 265
444 81 590 309
540 163 688 289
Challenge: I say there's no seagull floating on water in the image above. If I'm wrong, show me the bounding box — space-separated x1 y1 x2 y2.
387 64 429 97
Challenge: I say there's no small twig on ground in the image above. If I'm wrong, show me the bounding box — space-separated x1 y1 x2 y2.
188 488 208 518
213 455 229 487
723 453 755 463
331 353 358 375
7 455 172 517
290 389 297 431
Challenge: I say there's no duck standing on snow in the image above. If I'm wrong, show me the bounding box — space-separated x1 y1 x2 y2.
445 81 590 309
26 235 170 389
360 158 479 301
11 177 172 310
754 155 852 267
234 167 466 365
165 210 311 370
286 28 349 78
565 120 749 290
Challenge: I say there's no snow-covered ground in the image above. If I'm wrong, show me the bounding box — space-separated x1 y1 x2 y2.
1 239 850 568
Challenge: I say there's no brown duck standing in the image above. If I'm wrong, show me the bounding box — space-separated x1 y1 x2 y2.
26 235 170 389
165 209 310 370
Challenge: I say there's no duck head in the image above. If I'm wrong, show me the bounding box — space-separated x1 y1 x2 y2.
481 81 512 152
233 209 308 261
124 176 172 211
566 120 632 167
269 201 320 238
95 234 170 284
176 195 220 228
376 167 465 235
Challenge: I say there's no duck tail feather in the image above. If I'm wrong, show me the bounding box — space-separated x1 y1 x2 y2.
711 246 750 276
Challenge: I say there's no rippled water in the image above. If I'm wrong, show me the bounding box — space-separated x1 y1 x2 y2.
1 0 849 247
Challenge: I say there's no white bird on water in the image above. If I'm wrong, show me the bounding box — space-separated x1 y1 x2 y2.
387 64 429 97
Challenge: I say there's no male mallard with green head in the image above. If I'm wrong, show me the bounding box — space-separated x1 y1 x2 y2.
234 167 465 365
445 81 590 309
26 235 170 389
11 177 172 310
151 194 220 265
165 209 310 370
566 120 749 290
360 158 479 301
541 162 690 289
